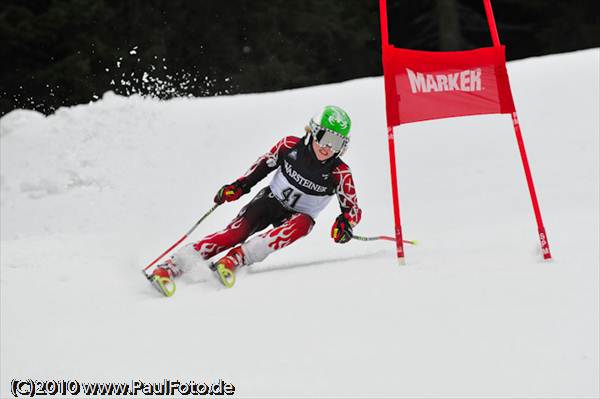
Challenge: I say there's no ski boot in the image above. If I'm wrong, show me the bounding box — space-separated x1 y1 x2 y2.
210 246 245 288
149 258 182 297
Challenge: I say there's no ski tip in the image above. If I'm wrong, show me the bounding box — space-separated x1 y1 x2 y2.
150 275 176 297
216 264 235 288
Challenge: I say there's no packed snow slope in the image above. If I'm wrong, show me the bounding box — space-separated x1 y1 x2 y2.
1 49 598 398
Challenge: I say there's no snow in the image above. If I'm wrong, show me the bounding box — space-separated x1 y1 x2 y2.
1 49 599 398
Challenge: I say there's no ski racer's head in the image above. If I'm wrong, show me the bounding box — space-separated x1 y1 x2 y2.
306 105 351 160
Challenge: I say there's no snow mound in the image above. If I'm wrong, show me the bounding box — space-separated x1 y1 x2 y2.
0 109 46 137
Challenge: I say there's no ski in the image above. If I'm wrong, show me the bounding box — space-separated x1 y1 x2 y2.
143 262 233 297
143 270 176 297
210 263 236 288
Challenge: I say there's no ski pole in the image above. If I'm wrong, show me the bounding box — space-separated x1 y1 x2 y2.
351 234 417 246
142 203 220 275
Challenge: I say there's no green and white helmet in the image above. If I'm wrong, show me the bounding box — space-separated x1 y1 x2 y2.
308 105 351 156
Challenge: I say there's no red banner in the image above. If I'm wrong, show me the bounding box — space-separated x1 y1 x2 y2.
382 45 515 126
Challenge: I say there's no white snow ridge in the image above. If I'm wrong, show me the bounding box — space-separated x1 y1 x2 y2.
1 49 599 398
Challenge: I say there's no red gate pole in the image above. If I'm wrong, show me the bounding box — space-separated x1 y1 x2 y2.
510 112 552 259
379 0 406 264
387 126 406 264
483 0 552 260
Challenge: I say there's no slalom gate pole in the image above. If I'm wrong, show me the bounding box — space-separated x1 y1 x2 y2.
352 234 417 246
483 0 552 260
142 203 220 275
510 112 552 259
379 0 406 265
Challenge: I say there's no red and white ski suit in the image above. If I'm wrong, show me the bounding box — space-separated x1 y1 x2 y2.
193 135 362 265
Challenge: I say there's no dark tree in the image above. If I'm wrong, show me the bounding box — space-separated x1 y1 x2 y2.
1 0 598 116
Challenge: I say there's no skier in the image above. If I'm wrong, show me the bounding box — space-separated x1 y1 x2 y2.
151 105 362 292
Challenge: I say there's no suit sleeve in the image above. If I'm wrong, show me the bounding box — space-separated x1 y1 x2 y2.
332 163 362 226
235 136 300 192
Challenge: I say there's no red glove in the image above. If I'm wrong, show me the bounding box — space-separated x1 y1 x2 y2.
214 181 246 204
331 213 353 244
